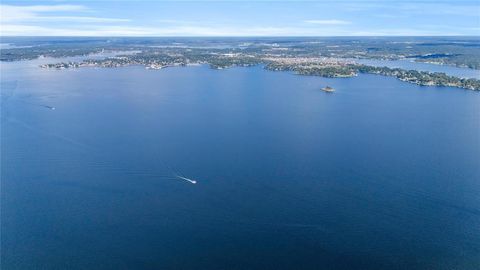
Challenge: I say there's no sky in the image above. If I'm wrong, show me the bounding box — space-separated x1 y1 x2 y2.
0 0 479 36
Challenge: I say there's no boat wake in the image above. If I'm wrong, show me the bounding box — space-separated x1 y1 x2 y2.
161 165 198 184
175 174 197 184
41 105 56 110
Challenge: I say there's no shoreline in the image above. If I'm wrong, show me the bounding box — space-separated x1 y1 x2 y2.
36 58 480 91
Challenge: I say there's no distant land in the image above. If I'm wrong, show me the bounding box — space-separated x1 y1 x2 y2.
2 37 479 90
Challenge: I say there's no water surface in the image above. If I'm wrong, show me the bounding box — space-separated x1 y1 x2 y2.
1 63 480 270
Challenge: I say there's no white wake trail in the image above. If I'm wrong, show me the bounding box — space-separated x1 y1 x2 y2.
175 175 197 184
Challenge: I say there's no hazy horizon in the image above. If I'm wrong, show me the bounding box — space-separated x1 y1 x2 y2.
2 35 480 37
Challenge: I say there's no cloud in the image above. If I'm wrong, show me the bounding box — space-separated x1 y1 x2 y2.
0 24 151 36
13 4 87 12
156 19 199 24
22 16 130 23
0 4 127 23
304 20 351 25
0 23 354 36
0 4 86 22
1 22 475 37
339 1 480 17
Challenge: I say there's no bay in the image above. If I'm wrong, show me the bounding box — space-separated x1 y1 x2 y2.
2 63 479 270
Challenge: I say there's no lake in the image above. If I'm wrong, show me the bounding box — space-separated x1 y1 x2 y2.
1 62 480 270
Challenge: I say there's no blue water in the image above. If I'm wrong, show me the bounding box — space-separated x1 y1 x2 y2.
1 62 480 270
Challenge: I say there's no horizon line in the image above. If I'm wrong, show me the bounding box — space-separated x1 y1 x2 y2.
2 35 480 38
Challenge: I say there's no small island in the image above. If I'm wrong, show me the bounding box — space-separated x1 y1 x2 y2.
322 86 335 92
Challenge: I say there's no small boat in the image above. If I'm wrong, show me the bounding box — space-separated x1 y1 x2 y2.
322 86 335 92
